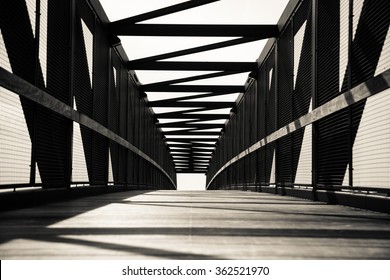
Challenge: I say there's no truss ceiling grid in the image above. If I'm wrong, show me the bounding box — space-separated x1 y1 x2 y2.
99 0 288 173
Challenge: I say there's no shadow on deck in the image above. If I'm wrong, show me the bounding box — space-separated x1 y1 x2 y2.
0 190 389 259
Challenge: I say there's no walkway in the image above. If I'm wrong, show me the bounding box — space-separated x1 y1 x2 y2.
0 190 389 259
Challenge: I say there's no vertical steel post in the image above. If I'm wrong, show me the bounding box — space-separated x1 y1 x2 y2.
66 0 76 189
107 48 112 185
348 0 353 187
311 0 318 200
30 0 41 186
290 18 295 190
274 43 279 194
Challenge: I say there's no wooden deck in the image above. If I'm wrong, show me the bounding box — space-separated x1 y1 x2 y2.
0 190 389 259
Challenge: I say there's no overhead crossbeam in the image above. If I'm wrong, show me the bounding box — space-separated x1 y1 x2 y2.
129 37 260 64
176 171 206 174
149 101 235 108
109 0 219 30
158 123 225 128
156 113 230 119
112 24 279 37
165 138 218 142
168 143 216 148
143 85 244 93
128 61 257 71
164 131 220 136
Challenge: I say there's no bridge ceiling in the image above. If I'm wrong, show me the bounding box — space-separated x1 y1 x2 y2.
100 0 288 173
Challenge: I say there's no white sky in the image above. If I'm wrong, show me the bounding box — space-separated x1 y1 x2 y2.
99 0 289 190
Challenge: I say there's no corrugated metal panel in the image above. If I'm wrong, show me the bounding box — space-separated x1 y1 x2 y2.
317 1 349 187
265 52 276 185
269 150 276 185
317 1 340 105
351 0 390 87
109 52 123 184
108 147 114 184
0 4 33 186
292 0 312 184
26 0 35 37
374 25 390 76
74 17 93 118
295 124 312 185
0 87 32 185
81 20 93 87
350 89 390 188
91 21 109 185
277 23 293 185
39 0 48 86
72 98 89 183
118 65 128 184
0 30 12 72
257 64 267 185
294 20 307 89
34 0 70 187
349 0 390 189
339 0 349 92
353 0 364 41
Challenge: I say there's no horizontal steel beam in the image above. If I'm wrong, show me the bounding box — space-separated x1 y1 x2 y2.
159 123 225 129
165 138 218 142
128 61 257 71
156 113 230 119
170 148 214 152
142 85 244 93
113 24 279 37
167 143 216 148
149 101 235 108
164 131 220 136
176 171 207 174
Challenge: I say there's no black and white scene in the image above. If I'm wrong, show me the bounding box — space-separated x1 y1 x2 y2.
0 0 390 265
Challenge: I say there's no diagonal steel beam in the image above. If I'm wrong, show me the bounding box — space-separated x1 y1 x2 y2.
129 37 260 64
155 107 229 117
109 0 219 30
143 71 243 87
151 92 238 104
